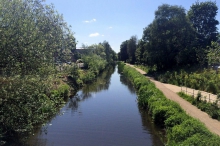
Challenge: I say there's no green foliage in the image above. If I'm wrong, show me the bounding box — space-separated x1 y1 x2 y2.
156 68 220 94
119 62 220 145
207 41 220 66
134 65 150 73
118 41 129 62
68 42 116 87
81 71 96 83
82 54 107 75
168 119 213 145
0 0 76 76
0 76 69 144
165 112 188 128
102 41 117 63
180 133 220 146
178 92 220 121
140 4 196 70
118 36 137 64
118 2 219 71
188 1 219 48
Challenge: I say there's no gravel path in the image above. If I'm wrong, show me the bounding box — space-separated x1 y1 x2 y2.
126 64 220 136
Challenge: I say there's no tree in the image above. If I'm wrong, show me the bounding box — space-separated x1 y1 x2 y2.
135 39 146 64
80 42 117 77
188 1 219 48
118 36 137 64
127 36 137 64
102 41 117 63
141 4 196 70
0 0 76 76
207 41 220 66
119 41 129 62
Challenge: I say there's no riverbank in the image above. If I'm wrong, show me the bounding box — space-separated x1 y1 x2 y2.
120 62 220 145
0 63 115 145
27 64 164 146
0 74 70 145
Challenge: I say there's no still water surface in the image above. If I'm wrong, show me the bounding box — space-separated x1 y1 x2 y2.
28 66 164 146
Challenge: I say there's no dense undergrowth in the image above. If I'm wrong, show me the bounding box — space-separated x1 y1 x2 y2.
154 67 220 94
136 64 220 95
178 92 220 120
118 62 220 145
0 73 70 145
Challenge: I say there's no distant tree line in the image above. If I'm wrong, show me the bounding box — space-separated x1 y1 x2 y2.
78 41 117 64
69 41 117 84
118 1 219 70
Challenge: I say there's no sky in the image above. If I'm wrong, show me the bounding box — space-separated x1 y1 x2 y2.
44 0 220 53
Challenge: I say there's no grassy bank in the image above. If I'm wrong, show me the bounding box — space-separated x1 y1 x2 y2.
118 62 220 145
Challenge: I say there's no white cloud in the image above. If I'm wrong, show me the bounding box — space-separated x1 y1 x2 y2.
89 33 100 37
83 19 96 23
108 26 113 29
102 35 104 37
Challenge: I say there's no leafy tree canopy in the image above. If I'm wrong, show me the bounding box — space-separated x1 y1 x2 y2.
188 1 219 48
0 0 76 76
142 4 196 69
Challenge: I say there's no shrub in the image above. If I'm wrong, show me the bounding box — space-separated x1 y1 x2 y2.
81 71 96 83
168 119 210 144
0 76 70 144
206 81 218 94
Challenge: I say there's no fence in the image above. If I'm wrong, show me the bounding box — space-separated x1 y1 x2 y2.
180 86 219 104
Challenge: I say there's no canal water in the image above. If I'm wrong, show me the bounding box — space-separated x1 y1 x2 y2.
28 66 164 146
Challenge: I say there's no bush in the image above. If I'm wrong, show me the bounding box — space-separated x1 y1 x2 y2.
0 76 69 144
81 71 96 83
168 119 211 144
206 81 218 94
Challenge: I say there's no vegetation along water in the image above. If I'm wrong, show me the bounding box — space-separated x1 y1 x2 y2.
27 65 165 146
1 0 220 145
118 62 220 145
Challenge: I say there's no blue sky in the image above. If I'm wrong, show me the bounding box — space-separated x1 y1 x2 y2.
44 0 220 53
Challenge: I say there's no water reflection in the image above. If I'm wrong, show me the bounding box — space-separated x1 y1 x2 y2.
27 65 164 146
68 65 115 111
139 108 166 145
120 75 136 94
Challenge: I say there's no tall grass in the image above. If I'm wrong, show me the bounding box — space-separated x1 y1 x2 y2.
118 62 220 145
155 68 220 94
178 92 220 120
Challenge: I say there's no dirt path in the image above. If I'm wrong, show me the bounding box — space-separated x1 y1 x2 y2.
126 64 220 136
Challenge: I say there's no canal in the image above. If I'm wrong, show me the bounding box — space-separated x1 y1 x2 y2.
28 66 164 146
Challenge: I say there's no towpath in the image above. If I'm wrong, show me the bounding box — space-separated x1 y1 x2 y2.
126 64 220 136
